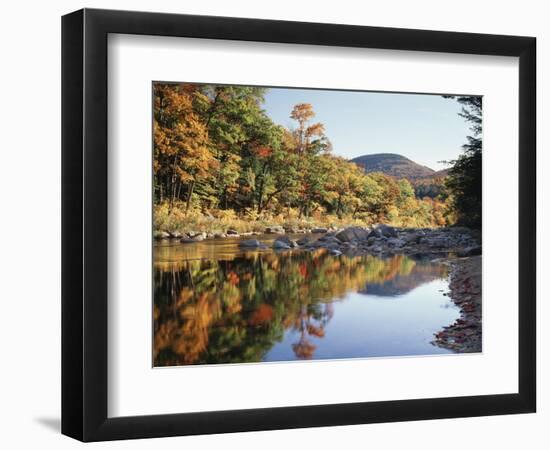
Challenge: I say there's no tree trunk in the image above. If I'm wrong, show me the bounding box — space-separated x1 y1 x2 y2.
186 180 195 212
176 182 182 202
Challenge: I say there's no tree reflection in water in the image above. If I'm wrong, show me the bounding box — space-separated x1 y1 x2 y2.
153 249 447 366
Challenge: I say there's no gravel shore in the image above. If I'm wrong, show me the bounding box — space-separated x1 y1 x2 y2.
432 255 482 353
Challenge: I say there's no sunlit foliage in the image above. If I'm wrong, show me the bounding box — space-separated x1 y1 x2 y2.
153 83 456 231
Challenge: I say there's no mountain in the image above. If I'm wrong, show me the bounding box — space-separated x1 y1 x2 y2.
351 153 438 181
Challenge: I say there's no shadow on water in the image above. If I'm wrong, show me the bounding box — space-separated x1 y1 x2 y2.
153 236 456 367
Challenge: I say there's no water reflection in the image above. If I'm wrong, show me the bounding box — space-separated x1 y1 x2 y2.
154 239 456 367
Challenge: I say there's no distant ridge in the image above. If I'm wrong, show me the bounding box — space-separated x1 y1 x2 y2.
351 153 445 181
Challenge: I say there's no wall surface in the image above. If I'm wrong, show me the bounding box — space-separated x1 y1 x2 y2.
0 0 546 448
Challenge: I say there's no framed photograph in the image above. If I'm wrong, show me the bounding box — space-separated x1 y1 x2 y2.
62 8 536 442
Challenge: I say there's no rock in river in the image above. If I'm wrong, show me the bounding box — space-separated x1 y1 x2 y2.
457 245 482 257
335 226 370 242
181 235 204 243
154 230 170 240
376 224 397 238
265 225 285 234
239 239 263 248
311 227 328 233
387 238 405 248
273 239 292 250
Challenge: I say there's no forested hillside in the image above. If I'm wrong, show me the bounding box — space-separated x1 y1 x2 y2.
351 153 450 200
351 153 435 180
153 83 480 234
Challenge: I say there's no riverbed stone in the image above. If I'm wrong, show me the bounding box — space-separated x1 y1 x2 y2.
154 231 170 240
420 235 453 248
273 239 291 249
239 239 263 248
366 236 378 246
376 224 398 238
387 238 406 248
457 245 482 257
273 235 292 245
367 228 384 239
265 225 285 234
335 226 370 242
226 229 239 235
180 235 204 243
311 227 328 233
274 236 298 249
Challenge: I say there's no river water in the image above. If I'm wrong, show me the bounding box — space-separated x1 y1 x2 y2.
153 234 459 366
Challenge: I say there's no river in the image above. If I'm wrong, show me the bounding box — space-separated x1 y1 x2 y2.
153 234 460 366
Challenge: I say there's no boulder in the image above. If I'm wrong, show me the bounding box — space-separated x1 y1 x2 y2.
367 228 382 239
154 231 170 240
366 236 378 246
273 239 291 250
239 239 263 248
311 227 328 233
168 230 183 239
188 231 206 239
213 232 227 238
318 235 340 243
323 242 342 250
265 225 285 234
296 236 311 246
329 249 342 256
403 232 423 244
273 235 292 245
277 236 298 248
181 236 204 243
420 236 453 248
376 224 397 238
226 229 239 235
308 239 326 248
335 226 370 242
457 246 482 257
387 238 406 248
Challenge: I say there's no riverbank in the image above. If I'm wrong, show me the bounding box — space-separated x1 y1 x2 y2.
155 224 481 258
432 256 482 353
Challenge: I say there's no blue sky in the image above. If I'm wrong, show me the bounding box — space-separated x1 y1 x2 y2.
262 88 472 171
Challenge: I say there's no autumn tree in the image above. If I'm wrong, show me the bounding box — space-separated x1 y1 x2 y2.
152 82 452 230
153 84 218 210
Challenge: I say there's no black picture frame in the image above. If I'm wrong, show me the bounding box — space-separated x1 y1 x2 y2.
62 8 536 442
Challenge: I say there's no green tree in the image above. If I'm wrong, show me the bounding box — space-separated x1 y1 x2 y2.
444 96 482 228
